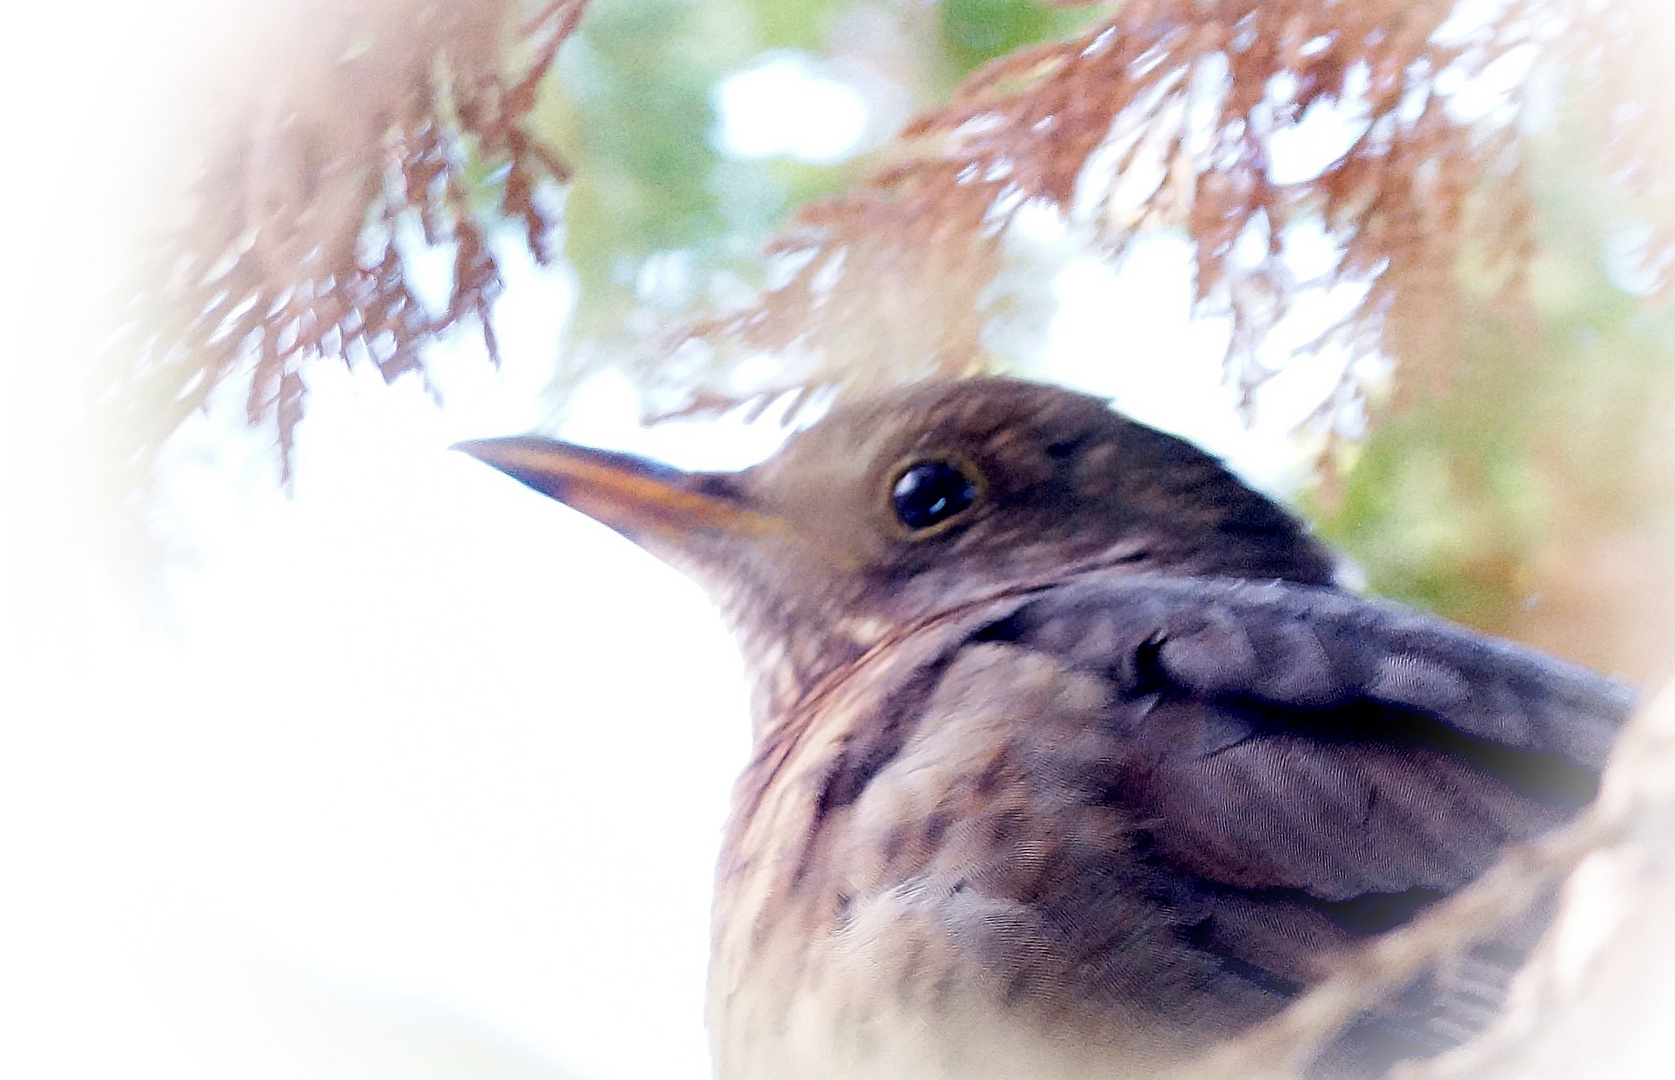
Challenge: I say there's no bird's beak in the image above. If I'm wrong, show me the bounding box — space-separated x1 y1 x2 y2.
452 436 778 547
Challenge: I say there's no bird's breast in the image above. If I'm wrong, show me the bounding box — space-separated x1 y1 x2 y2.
706 601 1244 1080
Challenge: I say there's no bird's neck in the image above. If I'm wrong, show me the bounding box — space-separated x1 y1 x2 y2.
727 599 886 740
716 559 1091 743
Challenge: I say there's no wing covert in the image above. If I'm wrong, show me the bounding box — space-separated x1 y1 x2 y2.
966 573 1635 901
977 574 1633 769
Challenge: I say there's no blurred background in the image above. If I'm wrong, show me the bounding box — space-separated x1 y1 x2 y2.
2 2 1672 1079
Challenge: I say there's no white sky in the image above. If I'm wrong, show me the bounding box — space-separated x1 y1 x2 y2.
0 16 1451 1080
713 53 873 164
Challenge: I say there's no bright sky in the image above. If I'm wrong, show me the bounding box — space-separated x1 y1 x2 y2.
2 17 1401 1080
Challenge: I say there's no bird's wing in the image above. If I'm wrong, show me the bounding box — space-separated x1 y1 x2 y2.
919 574 1636 1065
798 575 1632 1070
967 574 1634 904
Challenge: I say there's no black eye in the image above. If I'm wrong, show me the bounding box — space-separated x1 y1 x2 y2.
891 460 979 532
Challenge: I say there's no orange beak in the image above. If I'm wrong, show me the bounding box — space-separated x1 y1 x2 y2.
452 436 778 545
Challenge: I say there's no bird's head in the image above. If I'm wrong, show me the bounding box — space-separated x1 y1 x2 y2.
457 378 1337 714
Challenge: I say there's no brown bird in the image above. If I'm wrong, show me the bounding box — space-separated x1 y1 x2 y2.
457 378 1633 1080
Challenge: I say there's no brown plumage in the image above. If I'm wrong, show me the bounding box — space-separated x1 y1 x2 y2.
458 378 1634 1079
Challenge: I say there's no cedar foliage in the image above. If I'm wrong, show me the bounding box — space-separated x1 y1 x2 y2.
669 0 1673 426
100 0 1674 491
100 0 586 494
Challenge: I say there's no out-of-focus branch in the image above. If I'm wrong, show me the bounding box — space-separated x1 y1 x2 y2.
1401 676 1675 1079
1187 677 1675 1079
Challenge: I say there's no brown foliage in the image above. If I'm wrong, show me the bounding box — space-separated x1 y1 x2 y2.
666 0 1674 429
98 0 589 493
98 0 1675 496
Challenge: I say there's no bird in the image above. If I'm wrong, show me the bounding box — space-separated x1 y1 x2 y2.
455 377 1635 1080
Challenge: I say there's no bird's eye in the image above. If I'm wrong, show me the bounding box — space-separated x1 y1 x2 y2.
891 460 980 533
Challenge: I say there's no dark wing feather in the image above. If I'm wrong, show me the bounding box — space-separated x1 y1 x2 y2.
962 574 1634 1069
975 574 1634 898
981 574 1633 770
